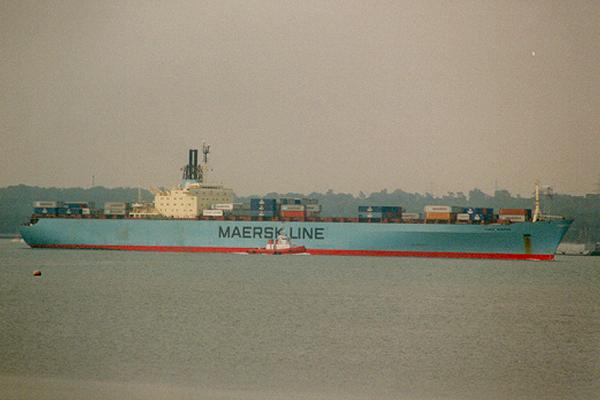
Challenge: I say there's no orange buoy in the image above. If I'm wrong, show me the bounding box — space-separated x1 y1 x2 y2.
33 270 42 277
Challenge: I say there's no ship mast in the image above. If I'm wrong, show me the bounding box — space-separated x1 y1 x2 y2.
532 181 542 222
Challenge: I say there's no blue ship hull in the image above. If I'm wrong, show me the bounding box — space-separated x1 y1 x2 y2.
19 218 572 260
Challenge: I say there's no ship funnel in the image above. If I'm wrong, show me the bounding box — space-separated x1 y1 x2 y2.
183 149 200 181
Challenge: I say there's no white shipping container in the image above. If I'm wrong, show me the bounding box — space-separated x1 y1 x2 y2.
34 201 60 208
499 215 526 222
424 205 463 213
281 204 305 211
104 209 126 215
203 209 224 217
456 213 471 221
212 203 234 211
82 208 91 215
104 202 127 209
401 213 420 220
305 204 321 212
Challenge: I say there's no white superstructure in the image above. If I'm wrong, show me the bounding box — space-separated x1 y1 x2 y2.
154 183 233 218
152 144 234 219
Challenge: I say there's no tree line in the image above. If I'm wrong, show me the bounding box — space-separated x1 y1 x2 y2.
1 185 599 243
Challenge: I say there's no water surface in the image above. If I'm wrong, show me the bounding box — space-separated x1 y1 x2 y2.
1 239 599 399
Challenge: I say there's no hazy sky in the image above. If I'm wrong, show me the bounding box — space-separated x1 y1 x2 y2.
1 1 599 196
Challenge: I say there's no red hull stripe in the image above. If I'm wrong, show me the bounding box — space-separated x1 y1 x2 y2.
30 244 555 261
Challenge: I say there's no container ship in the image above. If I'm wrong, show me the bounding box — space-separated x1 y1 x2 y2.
20 145 572 261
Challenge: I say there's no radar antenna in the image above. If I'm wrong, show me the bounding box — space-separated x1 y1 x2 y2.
202 142 210 164
200 142 211 183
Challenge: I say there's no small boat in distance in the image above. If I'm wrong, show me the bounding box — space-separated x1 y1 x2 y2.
248 234 307 255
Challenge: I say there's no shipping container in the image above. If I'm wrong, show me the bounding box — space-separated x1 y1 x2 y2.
104 202 128 209
66 208 83 215
65 201 91 209
401 212 421 220
498 215 527 222
250 198 277 210
456 213 471 221
56 207 68 215
203 209 224 217
280 210 305 218
424 205 463 213
471 214 487 222
34 201 62 208
81 208 91 215
212 203 235 211
104 209 126 216
305 204 322 212
425 212 455 220
465 207 494 215
281 204 305 211
499 208 531 216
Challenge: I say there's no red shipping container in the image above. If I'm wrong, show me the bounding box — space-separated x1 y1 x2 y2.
499 208 530 216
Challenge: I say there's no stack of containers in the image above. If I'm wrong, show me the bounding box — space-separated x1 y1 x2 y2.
33 201 63 216
250 198 277 218
104 202 129 216
64 201 92 216
359 206 379 222
456 207 494 223
498 208 531 223
424 205 463 222
358 206 402 222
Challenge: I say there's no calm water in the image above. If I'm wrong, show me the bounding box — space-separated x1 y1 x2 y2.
1 239 599 400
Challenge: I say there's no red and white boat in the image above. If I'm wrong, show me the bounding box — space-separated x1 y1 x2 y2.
248 234 307 255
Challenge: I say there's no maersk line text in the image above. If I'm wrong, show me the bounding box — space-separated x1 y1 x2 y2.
218 226 325 240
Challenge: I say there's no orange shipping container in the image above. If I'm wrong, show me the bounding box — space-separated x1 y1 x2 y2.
281 210 305 218
425 212 454 220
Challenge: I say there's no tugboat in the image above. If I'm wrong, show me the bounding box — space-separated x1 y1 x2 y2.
248 234 307 255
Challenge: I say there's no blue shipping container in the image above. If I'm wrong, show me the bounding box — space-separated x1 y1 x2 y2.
250 199 277 211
